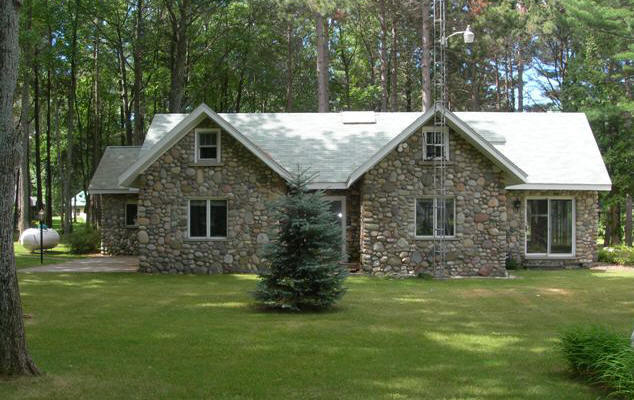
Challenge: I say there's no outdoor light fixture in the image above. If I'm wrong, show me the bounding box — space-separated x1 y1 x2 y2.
513 199 521 211
441 25 475 46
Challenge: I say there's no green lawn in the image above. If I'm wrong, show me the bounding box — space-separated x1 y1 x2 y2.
2 269 633 399
14 218 92 269
14 242 89 269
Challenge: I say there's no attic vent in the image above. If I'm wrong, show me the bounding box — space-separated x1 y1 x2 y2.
341 111 376 124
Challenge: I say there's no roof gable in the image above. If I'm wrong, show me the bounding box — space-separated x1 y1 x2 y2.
346 105 528 187
118 104 292 187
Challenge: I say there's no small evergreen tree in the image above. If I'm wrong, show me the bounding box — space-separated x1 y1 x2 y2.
254 168 347 311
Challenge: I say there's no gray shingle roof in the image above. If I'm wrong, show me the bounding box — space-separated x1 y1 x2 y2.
89 146 141 193
89 108 611 193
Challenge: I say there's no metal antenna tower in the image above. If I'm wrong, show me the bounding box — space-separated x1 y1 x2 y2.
431 0 448 276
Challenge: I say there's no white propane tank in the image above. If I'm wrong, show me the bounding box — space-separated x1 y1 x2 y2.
19 228 60 251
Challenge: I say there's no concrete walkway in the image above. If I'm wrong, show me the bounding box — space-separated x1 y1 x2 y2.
20 256 138 273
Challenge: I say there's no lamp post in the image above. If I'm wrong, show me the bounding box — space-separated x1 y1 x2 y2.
38 208 45 264
440 25 475 46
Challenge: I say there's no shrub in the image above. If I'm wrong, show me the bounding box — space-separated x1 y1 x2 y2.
560 325 634 397
254 168 347 311
598 246 634 266
67 226 101 254
595 347 634 398
505 255 520 270
560 325 628 374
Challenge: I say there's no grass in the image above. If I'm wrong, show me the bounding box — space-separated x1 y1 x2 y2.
1 269 633 399
14 242 90 269
13 218 93 269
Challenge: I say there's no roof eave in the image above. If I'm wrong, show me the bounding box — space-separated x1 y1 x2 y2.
88 188 140 195
505 183 612 191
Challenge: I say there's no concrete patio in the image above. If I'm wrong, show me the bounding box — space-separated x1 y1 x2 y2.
20 256 138 273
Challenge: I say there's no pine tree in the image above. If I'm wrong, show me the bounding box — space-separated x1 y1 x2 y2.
254 169 347 311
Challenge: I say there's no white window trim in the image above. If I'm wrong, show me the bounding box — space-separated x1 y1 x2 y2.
194 128 221 163
124 200 138 227
422 126 450 161
187 198 228 240
524 196 576 258
324 195 347 261
414 196 456 239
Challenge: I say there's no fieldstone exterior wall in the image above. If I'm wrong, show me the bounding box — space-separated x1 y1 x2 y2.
107 117 601 276
359 127 508 277
100 194 139 255
506 190 598 268
136 118 286 274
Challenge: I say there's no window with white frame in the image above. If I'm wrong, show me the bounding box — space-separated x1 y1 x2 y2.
125 201 138 227
526 198 574 255
415 197 455 237
195 129 221 162
188 199 227 238
423 130 448 160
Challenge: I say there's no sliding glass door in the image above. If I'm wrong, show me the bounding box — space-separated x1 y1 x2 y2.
526 198 574 256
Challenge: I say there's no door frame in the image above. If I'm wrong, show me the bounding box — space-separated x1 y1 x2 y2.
324 195 347 261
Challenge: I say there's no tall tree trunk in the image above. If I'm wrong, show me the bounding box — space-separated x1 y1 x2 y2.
285 17 293 112
116 44 132 144
167 0 190 113
378 0 388 111
45 10 52 227
54 97 64 227
315 11 329 112
18 0 32 233
517 50 524 112
235 67 244 112
64 0 80 235
470 53 479 111
494 57 501 111
389 2 398 112
626 194 632 247
87 14 101 228
34 46 42 211
608 203 622 246
405 63 412 111
132 0 145 144
421 0 431 112
0 0 40 377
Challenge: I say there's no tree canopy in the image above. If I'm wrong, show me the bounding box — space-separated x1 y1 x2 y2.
10 0 633 241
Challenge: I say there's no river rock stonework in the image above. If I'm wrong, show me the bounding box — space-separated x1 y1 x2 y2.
359 127 508 277
100 194 139 255
136 118 286 274
506 190 598 267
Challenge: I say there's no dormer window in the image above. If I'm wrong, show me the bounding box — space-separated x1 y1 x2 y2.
195 128 221 163
423 129 449 161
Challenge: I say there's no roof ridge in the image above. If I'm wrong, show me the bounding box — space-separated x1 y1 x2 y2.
106 145 142 148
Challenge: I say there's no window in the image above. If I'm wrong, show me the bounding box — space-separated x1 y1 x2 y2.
526 198 574 256
195 129 220 162
125 202 138 227
188 199 227 238
415 197 455 238
423 130 448 160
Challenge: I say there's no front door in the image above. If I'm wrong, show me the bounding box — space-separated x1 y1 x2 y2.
324 196 347 261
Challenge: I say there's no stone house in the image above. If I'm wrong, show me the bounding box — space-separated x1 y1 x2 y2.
89 104 611 277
